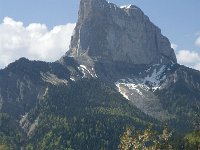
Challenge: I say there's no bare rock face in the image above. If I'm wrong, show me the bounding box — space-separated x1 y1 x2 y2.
66 0 177 65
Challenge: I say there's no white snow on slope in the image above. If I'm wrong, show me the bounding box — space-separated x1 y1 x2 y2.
120 5 132 9
116 65 167 100
116 83 130 100
115 65 173 120
70 77 75 81
143 65 166 91
78 65 98 78
116 80 148 100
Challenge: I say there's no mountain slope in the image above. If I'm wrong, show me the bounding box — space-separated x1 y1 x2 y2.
1 77 156 149
156 65 200 133
0 0 200 149
62 0 200 129
22 79 155 149
60 0 179 121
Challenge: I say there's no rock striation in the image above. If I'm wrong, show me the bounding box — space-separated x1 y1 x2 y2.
66 0 177 65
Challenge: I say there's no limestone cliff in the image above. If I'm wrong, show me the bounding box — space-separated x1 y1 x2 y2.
66 0 177 65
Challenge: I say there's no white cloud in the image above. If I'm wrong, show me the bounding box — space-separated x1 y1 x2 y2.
171 43 178 51
195 36 200 47
171 41 200 71
176 50 200 64
194 64 200 71
176 49 200 71
0 17 75 68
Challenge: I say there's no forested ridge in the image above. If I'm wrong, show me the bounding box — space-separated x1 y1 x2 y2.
0 79 199 149
1 79 154 149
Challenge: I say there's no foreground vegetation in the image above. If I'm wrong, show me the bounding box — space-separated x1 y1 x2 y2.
119 125 200 150
0 79 199 149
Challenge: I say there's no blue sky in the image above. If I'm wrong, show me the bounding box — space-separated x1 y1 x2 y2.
0 0 200 70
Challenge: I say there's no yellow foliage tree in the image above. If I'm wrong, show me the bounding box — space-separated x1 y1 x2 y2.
0 144 9 150
119 125 172 150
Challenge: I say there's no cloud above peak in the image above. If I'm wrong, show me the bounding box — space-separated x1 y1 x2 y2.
195 36 200 47
0 17 75 68
172 37 200 71
171 43 178 51
176 49 200 71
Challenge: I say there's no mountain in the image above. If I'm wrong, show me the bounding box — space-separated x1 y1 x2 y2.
63 0 199 125
0 0 200 149
67 0 176 65
0 60 155 149
63 0 178 121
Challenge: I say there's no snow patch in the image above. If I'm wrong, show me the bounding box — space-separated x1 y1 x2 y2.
116 78 151 100
116 83 130 100
116 65 168 98
70 77 75 81
115 65 173 120
125 83 143 95
78 65 98 78
120 4 132 9
43 87 49 97
143 65 166 91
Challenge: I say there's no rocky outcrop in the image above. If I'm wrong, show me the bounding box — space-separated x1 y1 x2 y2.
66 0 177 65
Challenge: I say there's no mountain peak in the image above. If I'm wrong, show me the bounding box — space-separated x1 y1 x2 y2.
65 0 177 65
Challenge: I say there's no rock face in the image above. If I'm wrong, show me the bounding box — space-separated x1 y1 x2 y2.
61 0 182 120
66 0 177 65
